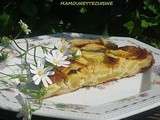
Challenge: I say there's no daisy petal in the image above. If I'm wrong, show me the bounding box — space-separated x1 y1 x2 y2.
56 64 62 67
30 69 36 74
32 75 39 81
51 50 58 56
63 61 70 65
37 60 44 68
30 64 36 70
62 56 67 60
46 77 52 84
47 53 53 59
62 64 69 67
44 67 52 72
47 71 55 76
45 47 71 67
45 58 51 63
42 77 48 87
34 78 41 85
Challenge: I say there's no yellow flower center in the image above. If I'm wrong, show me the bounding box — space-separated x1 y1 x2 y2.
52 59 60 65
37 68 44 76
60 48 64 52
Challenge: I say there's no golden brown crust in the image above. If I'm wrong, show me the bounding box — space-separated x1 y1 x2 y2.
119 46 150 60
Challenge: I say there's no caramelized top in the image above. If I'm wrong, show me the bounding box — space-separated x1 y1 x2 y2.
49 71 67 82
119 46 149 59
104 56 119 67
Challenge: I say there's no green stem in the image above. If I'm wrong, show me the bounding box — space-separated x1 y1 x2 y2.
0 72 27 77
18 45 51 65
14 31 22 40
13 40 26 52
24 52 28 65
0 76 7 79
23 45 45 58
0 48 5 52
0 72 12 77
12 31 26 54
25 38 29 51
24 38 29 65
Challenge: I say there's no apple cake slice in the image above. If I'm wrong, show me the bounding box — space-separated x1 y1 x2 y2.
45 38 154 98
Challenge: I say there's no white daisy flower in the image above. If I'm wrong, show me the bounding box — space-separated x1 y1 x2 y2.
45 49 70 67
30 60 54 87
19 20 31 35
53 38 70 54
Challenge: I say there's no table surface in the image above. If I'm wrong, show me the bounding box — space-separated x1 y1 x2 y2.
0 106 160 120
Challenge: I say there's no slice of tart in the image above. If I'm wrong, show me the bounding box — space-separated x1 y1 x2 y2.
45 38 154 98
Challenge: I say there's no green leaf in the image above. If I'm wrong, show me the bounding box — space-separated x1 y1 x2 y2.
0 36 11 47
141 19 158 28
0 51 8 62
143 0 159 15
123 21 135 34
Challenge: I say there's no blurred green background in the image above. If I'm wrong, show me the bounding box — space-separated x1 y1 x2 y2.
0 0 160 48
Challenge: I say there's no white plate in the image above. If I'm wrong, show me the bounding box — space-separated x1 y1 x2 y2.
0 33 160 120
